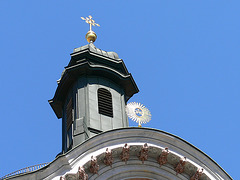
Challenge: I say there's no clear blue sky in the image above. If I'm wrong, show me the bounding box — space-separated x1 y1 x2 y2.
0 1 239 179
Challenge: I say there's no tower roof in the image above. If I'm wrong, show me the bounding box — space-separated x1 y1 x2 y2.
49 43 139 118
72 43 120 60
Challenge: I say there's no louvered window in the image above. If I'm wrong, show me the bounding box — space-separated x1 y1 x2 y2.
66 98 73 130
98 88 113 117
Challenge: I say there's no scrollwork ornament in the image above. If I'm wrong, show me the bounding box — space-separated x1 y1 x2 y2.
138 143 149 164
158 147 169 167
190 168 204 180
78 166 88 180
120 143 130 164
175 157 187 175
104 148 113 167
89 156 99 174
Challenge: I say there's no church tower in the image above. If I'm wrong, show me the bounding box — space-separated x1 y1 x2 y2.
48 16 138 153
1 16 232 180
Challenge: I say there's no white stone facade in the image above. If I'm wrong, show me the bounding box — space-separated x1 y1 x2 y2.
6 128 231 180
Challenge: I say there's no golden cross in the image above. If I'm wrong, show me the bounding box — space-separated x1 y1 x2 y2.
81 15 100 31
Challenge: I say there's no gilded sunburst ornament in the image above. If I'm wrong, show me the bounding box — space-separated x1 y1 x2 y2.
126 102 151 127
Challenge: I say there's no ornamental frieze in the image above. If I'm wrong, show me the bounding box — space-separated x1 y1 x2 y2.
60 143 209 180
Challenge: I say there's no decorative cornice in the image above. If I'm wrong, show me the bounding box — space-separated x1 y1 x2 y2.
5 128 231 180
61 143 207 180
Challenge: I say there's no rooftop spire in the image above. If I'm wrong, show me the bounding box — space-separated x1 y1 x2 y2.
81 15 100 43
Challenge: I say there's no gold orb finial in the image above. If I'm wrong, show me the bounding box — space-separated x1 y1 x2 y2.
85 31 97 43
81 15 100 43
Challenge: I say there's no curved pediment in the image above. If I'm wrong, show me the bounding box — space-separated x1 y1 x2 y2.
6 128 231 180
46 128 230 180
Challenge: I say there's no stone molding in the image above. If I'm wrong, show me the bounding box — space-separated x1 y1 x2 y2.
6 128 232 180
53 128 231 180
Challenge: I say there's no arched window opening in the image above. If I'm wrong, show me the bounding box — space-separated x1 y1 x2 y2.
98 88 113 117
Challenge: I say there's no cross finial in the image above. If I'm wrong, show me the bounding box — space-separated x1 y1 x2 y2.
81 15 100 31
81 15 100 43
